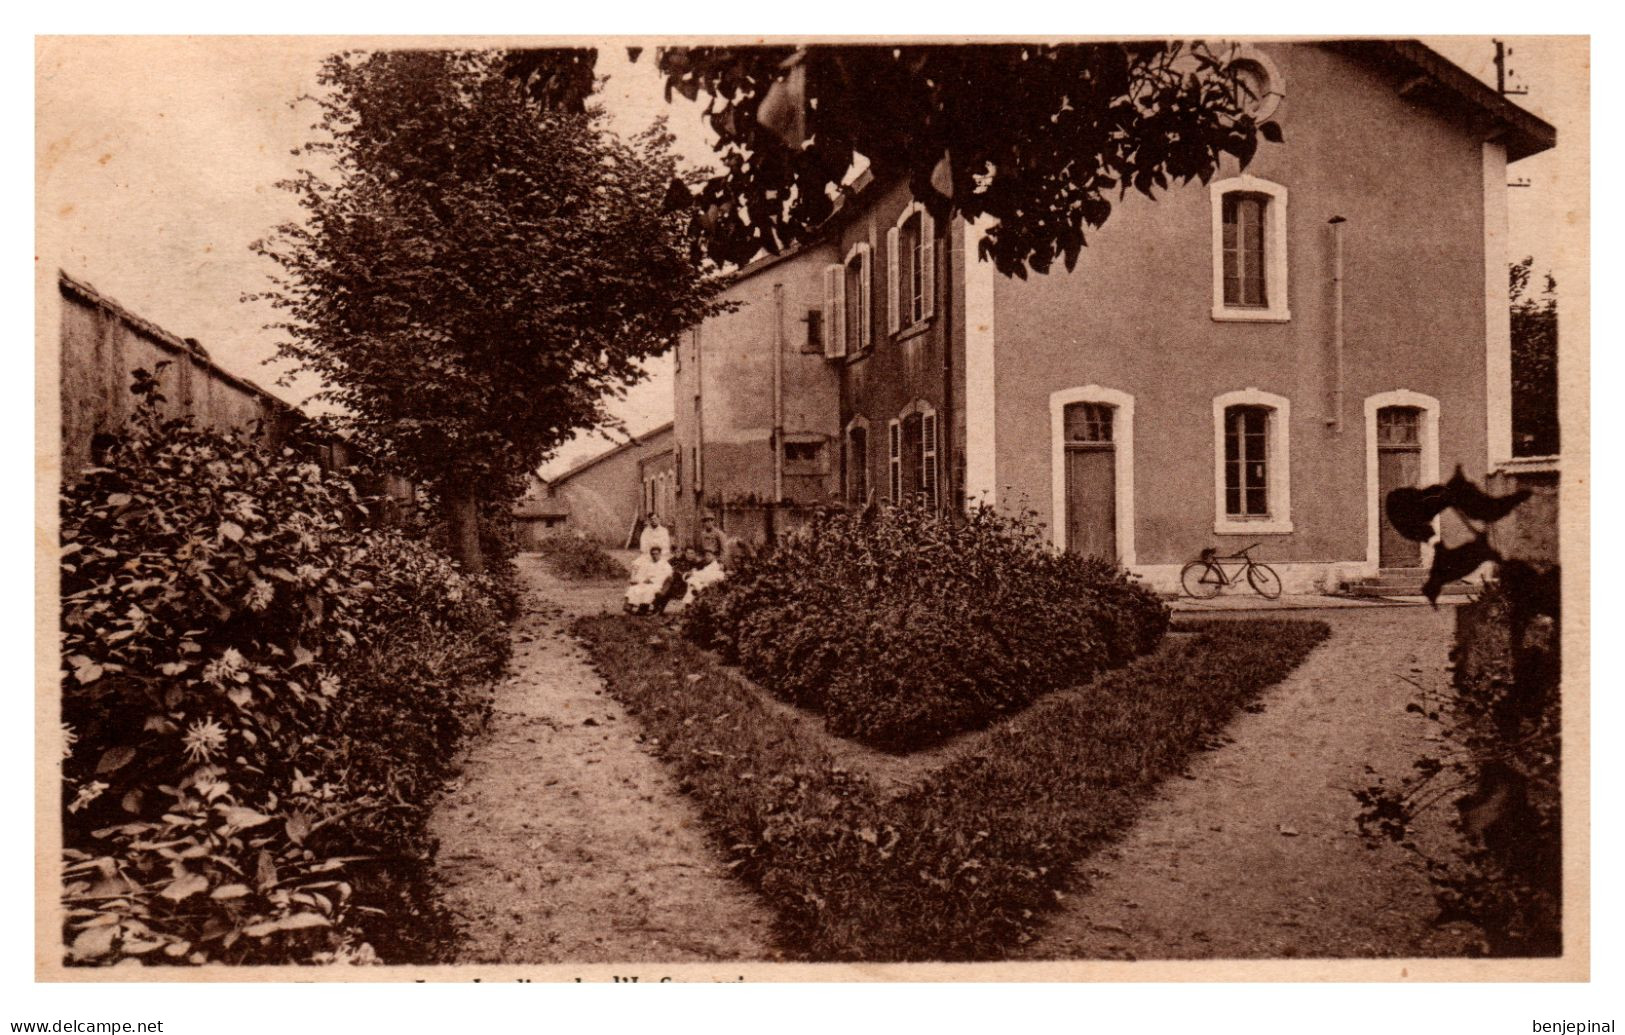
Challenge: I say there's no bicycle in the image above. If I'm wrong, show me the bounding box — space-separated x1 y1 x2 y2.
1179 543 1283 599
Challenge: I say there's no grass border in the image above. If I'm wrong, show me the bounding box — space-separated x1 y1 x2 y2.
576 615 1330 961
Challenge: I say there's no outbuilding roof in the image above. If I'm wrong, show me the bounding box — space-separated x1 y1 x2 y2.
540 421 675 487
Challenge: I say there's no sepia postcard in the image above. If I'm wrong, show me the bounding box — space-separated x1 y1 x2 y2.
33 33 1591 1002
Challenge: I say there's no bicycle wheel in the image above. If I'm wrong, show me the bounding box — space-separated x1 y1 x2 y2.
1247 562 1283 599
1180 561 1223 599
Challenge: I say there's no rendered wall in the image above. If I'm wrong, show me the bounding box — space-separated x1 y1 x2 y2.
987 44 1494 584
672 242 842 547
550 427 675 547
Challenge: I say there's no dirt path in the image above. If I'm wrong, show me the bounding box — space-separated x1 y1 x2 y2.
1021 606 1477 960
427 555 776 963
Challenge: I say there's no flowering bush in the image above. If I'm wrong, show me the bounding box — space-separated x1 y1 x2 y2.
59 369 506 965
684 502 1168 750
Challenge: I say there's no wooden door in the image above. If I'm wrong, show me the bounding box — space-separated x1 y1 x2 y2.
1066 447 1115 560
1063 402 1117 560
1377 407 1423 567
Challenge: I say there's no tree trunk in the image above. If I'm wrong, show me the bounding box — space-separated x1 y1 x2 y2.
444 490 485 574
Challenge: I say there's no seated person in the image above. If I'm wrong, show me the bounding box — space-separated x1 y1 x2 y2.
682 548 727 604
624 544 673 615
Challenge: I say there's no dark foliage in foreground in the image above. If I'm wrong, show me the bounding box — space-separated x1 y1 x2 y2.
1357 568 1562 956
60 371 507 965
577 614 1328 961
683 503 1169 751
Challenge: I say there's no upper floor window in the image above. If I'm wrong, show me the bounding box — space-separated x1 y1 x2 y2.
887 202 935 334
1223 194 1268 308
1230 49 1284 122
823 242 872 359
1209 176 1290 323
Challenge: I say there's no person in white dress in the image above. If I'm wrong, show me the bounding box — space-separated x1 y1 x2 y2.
638 513 672 559
624 545 672 614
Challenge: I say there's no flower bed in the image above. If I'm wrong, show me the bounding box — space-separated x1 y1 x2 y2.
682 504 1169 751
576 613 1329 961
59 370 508 966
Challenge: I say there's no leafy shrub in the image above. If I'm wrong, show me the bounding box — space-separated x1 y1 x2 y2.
577 613 1328 960
683 503 1168 750
59 369 506 966
534 531 628 581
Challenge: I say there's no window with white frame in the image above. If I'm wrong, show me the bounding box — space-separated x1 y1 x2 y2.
885 406 939 508
1212 389 1292 534
887 203 934 334
1224 406 1270 518
1230 49 1284 122
1209 176 1289 323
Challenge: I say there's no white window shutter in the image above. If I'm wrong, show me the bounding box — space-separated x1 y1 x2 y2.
920 210 935 320
885 226 901 334
820 265 836 358
888 420 902 501
922 411 938 508
830 264 847 358
858 244 872 349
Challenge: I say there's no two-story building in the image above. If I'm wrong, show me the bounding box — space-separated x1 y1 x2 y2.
672 41 1555 593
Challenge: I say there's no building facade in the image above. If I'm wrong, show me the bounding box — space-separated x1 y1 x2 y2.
673 42 1555 592
524 423 676 547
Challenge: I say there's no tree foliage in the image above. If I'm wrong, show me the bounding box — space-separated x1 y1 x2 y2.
254 50 724 567
1510 256 1559 457
509 43 1278 277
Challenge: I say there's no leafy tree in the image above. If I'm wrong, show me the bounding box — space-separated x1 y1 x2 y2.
255 50 723 571
508 43 1277 276
1510 256 1559 457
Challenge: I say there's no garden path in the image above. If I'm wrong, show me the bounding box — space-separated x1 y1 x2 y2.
426 555 777 964
1021 605 1478 961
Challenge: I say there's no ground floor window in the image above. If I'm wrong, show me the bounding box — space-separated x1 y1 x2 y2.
846 422 869 504
893 408 938 508
1212 388 1292 535
1224 405 1271 518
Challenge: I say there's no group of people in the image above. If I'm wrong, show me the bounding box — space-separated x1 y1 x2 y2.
623 512 730 616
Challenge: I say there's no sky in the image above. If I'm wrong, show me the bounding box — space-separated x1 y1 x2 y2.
36 36 1586 479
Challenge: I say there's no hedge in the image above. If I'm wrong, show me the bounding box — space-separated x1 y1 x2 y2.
682 503 1169 750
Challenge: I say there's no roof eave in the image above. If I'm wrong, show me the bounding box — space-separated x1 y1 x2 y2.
1329 39 1557 162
